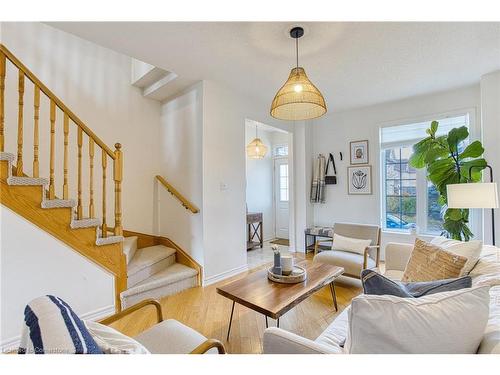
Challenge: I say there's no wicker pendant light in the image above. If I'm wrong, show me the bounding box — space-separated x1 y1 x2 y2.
247 125 268 159
270 27 327 121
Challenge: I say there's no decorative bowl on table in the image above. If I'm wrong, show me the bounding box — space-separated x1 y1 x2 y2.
268 265 307 284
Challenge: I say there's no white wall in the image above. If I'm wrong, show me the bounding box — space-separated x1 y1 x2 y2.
311 85 482 255
201 81 292 282
480 70 500 245
158 83 204 266
0 207 115 351
245 123 274 241
0 22 162 234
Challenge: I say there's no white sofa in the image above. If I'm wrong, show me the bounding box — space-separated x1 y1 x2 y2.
263 242 500 354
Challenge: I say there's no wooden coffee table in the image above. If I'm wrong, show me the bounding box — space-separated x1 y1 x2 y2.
216 259 344 340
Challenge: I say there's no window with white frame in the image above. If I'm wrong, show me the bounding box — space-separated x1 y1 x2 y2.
380 113 472 234
273 144 288 157
279 164 289 202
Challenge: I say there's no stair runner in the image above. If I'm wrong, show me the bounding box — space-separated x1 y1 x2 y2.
120 236 198 308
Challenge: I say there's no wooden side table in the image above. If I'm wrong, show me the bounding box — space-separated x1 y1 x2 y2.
247 212 263 250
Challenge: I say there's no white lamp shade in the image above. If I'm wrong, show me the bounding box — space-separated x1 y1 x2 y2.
447 182 499 209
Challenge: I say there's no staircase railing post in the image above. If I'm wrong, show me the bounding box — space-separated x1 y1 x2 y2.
16 71 25 176
113 143 123 236
0 51 5 152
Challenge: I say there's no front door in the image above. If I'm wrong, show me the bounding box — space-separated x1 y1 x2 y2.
274 158 289 239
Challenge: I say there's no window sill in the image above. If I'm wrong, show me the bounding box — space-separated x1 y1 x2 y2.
381 229 436 238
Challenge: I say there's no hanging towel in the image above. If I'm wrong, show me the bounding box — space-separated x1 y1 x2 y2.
310 154 326 203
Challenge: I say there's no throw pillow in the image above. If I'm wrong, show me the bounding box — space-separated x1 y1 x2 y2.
361 269 471 298
18 295 102 354
331 233 372 255
402 238 467 282
85 320 150 354
430 236 482 275
345 285 490 353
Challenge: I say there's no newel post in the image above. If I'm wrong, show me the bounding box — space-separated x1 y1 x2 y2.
0 51 5 152
113 143 123 236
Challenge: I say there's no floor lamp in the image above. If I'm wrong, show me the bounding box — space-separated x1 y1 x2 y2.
447 165 499 246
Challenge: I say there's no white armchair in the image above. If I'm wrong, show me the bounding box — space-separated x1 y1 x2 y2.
99 299 226 354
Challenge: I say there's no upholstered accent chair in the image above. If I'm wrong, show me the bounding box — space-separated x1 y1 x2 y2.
313 223 381 279
99 299 226 354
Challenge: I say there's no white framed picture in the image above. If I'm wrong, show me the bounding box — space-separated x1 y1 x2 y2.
350 140 369 165
348 165 372 195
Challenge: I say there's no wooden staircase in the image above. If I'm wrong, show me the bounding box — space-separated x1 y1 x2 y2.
0 43 201 312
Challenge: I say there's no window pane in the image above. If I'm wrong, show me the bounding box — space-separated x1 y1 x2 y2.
383 145 416 231
279 163 289 202
427 182 443 234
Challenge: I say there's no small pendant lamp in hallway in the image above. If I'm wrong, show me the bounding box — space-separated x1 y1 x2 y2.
270 26 327 121
247 124 268 159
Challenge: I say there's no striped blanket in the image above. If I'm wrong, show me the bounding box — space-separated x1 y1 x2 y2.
18 295 102 354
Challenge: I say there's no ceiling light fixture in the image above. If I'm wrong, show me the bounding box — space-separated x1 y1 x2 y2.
246 124 268 159
270 26 327 121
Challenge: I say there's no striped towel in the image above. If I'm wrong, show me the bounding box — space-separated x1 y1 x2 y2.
18 295 102 354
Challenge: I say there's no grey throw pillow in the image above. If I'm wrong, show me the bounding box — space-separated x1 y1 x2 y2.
361 269 472 298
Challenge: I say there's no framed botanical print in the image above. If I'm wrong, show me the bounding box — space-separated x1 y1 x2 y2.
350 140 369 165
348 165 372 195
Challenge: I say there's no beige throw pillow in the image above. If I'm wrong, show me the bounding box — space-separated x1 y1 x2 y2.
331 233 372 255
402 238 468 282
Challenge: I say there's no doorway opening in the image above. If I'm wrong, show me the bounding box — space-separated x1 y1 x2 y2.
245 119 292 270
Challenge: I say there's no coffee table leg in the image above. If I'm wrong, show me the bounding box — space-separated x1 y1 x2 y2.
277 318 280 328
329 282 338 312
226 301 235 341
265 316 268 328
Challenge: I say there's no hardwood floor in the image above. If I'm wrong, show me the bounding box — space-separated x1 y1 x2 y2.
111 252 362 354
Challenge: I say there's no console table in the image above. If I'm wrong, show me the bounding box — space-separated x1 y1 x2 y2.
247 212 263 250
304 226 334 253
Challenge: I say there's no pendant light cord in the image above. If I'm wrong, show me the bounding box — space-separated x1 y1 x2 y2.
295 36 299 70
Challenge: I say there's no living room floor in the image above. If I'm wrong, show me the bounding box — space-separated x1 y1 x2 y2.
111 252 363 354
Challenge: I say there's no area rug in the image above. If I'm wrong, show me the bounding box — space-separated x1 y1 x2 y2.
270 238 290 246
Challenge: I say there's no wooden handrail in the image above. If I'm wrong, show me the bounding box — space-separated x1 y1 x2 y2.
0 44 115 158
156 175 199 214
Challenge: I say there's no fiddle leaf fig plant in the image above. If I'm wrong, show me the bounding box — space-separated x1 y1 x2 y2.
409 121 487 241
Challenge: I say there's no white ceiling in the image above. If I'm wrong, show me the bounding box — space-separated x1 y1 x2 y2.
48 22 500 112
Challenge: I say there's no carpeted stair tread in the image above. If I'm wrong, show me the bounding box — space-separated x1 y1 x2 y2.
128 245 176 277
122 263 198 298
0 152 15 162
7 176 48 186
41 199 77 209
95 235 124 246
123 236 138 265
70 218 102 229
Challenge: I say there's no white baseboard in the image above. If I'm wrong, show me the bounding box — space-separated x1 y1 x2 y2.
0 304 115 353
203 264 249 286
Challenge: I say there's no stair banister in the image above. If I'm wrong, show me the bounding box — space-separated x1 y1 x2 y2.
155 175 199 214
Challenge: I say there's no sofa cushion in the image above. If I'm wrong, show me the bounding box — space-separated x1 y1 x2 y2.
315 308 350 348
431 236 482 275
85 320 149 354
331 233 372 255
402 238 467 282
134 319 216 354
361 269 471 298
345 286 490 353
314 250 375 277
